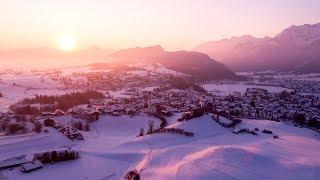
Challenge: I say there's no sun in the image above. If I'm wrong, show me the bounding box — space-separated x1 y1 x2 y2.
58 36 76 51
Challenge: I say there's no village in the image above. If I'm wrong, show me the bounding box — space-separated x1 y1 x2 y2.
60 69 320 128
0 68 320 178
1 69 320 138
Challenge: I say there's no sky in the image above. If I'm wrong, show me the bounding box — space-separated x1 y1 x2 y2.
0 0 320 51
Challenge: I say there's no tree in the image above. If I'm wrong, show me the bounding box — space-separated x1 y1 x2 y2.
64 150 70 160
279 90 289 100
32 120 43 133
250 100 256 107
293 112 306 125
17 91 104 111
85 123 90 131
124 170 140 180
308 117 319 129
51 151 58 162
147 120 154 134
44 118 56 127
72 120 83 130
5 123 25 135
137 128 144 137
42 152 52 163
12 105 39 115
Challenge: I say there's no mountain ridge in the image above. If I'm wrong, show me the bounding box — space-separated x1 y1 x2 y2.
195 23 320 72
103 46 238 81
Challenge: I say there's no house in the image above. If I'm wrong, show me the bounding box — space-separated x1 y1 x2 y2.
52 109 65 116
21 160 43 173
41 111 52 116
86 110 101 121
0 154 34 170
232 91 241 98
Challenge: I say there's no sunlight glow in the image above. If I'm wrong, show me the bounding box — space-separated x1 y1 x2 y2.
58 36 76 51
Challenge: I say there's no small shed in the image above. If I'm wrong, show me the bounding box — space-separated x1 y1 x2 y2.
21 160 43 173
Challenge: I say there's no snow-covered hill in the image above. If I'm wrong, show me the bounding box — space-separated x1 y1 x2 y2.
0 115 319 179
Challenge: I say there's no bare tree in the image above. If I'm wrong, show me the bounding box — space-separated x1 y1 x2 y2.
137 128 144 137
147 120 154 134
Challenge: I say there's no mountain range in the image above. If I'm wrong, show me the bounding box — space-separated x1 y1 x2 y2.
195 23 320 73
0 45 236 81
98 46 237 81
2 23 320 75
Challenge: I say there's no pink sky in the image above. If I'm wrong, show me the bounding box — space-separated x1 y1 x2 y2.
0 0 320 51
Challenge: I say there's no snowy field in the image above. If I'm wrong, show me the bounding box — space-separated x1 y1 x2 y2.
0 71 76 112
0 115 319 179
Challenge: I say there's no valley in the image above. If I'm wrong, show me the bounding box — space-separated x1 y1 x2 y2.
0 66 319 180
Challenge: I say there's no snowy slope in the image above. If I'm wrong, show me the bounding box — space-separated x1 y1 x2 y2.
1 115 319 180
136 116 320 180
0 71 75 112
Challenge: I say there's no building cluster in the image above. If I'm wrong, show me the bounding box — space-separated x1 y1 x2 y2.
212 88 320 123
0 149 79 173
43 118 84 140
250 75 320 94
57 71 320 130
58 70 186 92
1 70 320 138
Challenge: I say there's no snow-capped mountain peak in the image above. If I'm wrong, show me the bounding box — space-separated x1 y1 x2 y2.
275 23 320 46
194 23 320 72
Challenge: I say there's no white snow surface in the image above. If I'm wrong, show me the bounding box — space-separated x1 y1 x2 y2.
0 71 77 112
0 115 319 180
